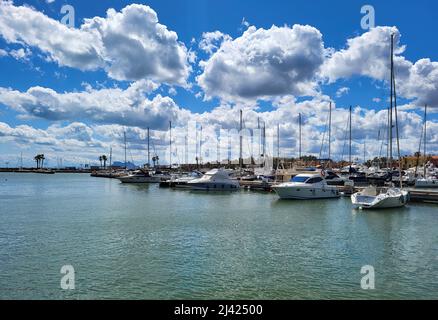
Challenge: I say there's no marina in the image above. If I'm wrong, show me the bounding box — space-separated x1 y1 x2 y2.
0 172 437 299
0 0 437 304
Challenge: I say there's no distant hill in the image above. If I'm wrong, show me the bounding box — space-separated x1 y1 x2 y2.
112 161 138 170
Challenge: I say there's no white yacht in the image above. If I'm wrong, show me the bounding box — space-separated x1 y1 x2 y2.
415 177 438 188
118 170 162 183
351 186 409 209
169 171 203 189
187 169 240 191
272 174 340 200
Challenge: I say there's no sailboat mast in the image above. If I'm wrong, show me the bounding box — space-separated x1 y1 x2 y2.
349 106 352 170
298 113 302 160
263 121 266 157
200 125 203 166
391 34 403 188
185 134 188 166
258 117 261 159
169 121 172 169
389 33 394 169
124 130 127 170
363 140 366 164
239 109 243 171
424 104 427 177
277 124 280 160
328 102 332 167
147 127 150 167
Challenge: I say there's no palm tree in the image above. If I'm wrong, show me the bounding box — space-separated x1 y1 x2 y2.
152 155 159 167
34 155 40 169
99 156 103 169
40 154 45 168
102 155 108 169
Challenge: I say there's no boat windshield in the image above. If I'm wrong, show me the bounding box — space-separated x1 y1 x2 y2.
291 176 309 183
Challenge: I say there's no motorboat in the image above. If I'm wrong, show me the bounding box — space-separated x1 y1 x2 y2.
168 171 203 189
415 177 438 188
351 186 409 209
118 170 162 183
187 169 240 191
272 173 340 200
323 170 347 186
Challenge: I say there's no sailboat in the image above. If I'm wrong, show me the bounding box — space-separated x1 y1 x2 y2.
415 105 438 188
351 34 409 209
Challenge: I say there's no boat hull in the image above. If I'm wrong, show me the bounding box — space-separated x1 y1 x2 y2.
272 186 340 200
187 182 240 191
415 180 438 188
351 191 409 209
118 176 161 183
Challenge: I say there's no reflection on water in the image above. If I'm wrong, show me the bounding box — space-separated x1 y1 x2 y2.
0 173 437 299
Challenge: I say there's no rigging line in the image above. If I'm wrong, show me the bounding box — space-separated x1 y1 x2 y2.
415 115 425 176
378 119 387 159
340 115 350 162
319 110 330 159
242 119 253 158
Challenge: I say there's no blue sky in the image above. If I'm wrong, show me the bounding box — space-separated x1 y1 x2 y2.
0 0 437 167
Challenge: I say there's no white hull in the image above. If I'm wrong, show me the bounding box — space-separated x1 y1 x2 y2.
188 182 240 191
272 186 340 200
351 189 409 209
415 179 438 188
186 169 240 191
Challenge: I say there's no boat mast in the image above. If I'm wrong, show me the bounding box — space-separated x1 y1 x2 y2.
298 113 302 160
388 34 394 170
124 130 127 170
147 127 150 168
185 134 188 166
263 121 266 158
328 102 332 168
109 147 112 171
391 34 403 188
217 136 220 165
199 125 203 166
169 121 172 169
349 105 352 172
258 117 261 160
239 109 243 171
277 124 280 161
423 104 427 177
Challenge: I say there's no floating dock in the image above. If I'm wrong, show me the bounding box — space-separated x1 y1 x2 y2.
406 188 438 204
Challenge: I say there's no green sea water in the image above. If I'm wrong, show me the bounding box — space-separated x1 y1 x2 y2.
0 172 436 299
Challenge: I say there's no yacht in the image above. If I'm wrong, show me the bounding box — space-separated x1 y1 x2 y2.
415 177 438 188
351 186 409 209
118 170 162 183
323 170 348 186
187 169 240 191
169 171 203 189
272 173 340 200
